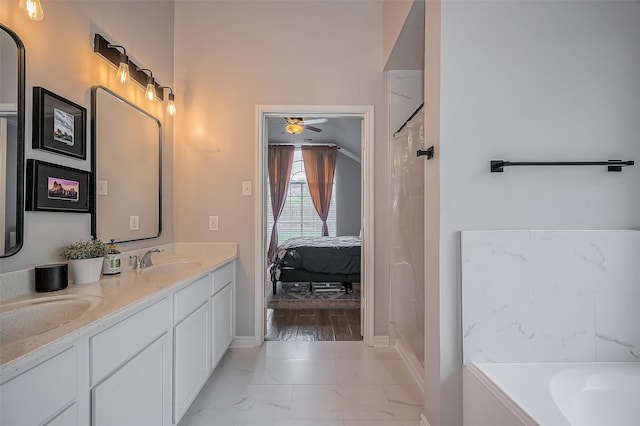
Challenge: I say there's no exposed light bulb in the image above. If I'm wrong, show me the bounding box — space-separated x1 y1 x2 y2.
116 60 129 85
145 82 155 101
167 92 176 116
19 0 44 21
137 68 156 101
107 45 129 85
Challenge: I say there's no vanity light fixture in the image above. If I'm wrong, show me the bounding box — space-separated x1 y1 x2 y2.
137 68 156 101
159 86 176 116
107 44 129 85
93 34 164 101
19 0 44 21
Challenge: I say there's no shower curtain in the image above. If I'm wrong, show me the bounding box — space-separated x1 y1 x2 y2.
389 111 425 367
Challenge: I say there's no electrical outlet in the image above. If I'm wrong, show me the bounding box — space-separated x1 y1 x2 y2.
209 215 218 231
242 181 252 196
129 215 139 231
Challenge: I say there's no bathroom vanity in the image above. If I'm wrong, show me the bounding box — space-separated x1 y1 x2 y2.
0 243 237 426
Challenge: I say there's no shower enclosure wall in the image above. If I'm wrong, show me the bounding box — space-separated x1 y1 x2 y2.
389 110 425 378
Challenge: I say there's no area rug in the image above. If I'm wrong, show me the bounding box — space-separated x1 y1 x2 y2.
268 282 361 309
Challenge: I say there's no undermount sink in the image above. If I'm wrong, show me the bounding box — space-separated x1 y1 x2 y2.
0 294 105 346
141 260 203 275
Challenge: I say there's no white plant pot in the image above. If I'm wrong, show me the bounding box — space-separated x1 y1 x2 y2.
68 257 104 284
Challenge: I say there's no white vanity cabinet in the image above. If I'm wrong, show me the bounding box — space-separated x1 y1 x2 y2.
90 298 172 426
0 255 237 426
172 275 211 424
211 261 235 367
0 345 83 426
173 261 236 423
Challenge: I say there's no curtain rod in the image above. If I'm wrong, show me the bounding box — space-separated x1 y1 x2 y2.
393 102 424 136
268 143 340 149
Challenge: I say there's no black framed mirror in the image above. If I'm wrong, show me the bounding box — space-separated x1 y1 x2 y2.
91 86 162 243
0 24 25 258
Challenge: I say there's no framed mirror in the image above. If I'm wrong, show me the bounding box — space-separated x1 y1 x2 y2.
91 86 161 243
0 24 25 258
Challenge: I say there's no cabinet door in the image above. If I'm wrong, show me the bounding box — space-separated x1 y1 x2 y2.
174 301 211 423
46 403 78 426
90 298 171 385
212 283 234 366
0 346 78 426
92 333 171 426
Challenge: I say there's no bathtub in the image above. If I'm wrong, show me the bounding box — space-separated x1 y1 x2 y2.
463 362 640 426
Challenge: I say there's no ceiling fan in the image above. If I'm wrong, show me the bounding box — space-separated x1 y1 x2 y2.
284 117 327 134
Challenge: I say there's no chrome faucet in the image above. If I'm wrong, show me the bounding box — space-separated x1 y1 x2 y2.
131 248 162 269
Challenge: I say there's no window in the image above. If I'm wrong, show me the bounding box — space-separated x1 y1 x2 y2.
267 149 336 245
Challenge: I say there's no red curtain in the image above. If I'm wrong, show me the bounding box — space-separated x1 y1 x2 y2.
301 146 338 236
267 145 295 260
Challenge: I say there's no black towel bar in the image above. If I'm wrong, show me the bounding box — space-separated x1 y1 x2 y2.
491 159 634 173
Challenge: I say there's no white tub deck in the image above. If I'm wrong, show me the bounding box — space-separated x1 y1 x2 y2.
466 362 640 426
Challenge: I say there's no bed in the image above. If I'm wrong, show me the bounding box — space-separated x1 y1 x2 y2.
269 236 361 295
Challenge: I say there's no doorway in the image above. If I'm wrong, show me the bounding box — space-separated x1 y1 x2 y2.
254 105 375 346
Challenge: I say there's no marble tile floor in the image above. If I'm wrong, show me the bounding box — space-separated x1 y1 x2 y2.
179 341 422 426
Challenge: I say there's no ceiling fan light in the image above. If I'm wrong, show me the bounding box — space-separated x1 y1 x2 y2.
286 123 303 135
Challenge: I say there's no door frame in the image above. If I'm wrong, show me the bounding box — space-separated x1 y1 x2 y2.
254 104 375 346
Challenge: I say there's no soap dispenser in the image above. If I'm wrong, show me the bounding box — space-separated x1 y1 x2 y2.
103 239 122 275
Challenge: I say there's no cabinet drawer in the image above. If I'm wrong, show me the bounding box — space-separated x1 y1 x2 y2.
212 262 234 295
90 298 170 385
0 346 77 426
174 274 210 324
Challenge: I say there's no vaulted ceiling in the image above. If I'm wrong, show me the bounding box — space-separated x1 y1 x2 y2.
266 116 363 162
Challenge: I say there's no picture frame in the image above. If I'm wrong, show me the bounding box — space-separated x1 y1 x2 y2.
32 86 87 159
26 159 91 213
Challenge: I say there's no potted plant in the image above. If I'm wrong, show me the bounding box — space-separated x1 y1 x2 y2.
61 238 108 284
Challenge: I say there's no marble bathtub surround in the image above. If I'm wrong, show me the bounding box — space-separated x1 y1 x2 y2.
0 242 238 373
178 341 422 426
461 230 640 364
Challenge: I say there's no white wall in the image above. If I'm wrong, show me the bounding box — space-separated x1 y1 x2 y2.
0 1 175 274
422 1 442 424
383 0 415 68
384 0 425 71
335 154 361 237
173 1 389 337
428 2 640 425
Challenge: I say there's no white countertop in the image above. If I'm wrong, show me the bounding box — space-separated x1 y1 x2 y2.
0 242 237 380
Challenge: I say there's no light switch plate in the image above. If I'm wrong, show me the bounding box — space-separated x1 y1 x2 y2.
97 180 108 196
209 215 218 231
242 181 252 196
129 215 139 231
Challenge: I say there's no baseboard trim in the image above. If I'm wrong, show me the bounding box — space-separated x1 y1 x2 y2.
230 336 259 348
396 338 425 395
371 335 390 347
420 413 431 426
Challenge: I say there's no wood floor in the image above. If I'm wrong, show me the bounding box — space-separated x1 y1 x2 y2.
265 308 363 342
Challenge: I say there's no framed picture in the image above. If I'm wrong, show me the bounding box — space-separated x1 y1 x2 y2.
26 159 91 213
32 87 87 159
